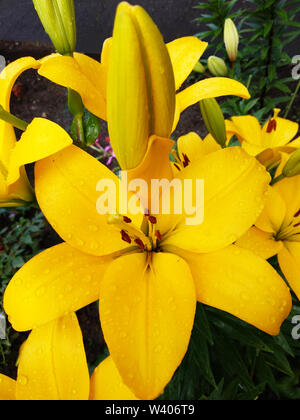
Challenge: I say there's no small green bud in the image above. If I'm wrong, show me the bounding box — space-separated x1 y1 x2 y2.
282 149 300 178
193 61 206 74
200 98 227 148
224 18 239 63
33 0 76 55
207 56 228 77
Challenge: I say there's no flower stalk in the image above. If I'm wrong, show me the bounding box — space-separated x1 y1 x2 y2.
0 105 28 131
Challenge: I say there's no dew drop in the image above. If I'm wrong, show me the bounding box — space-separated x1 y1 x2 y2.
18 375 28 386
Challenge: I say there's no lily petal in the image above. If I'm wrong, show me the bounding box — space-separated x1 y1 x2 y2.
90 356 139 400
173 77 250 130
272 175 300 227
229 115 263 147
7 118 72 186
0 57 39 165
99 252 196 400
163 147 270 253
16 313 89 400
235 226 283 260
35 144 135 256
38 53 107 120
167 37 208 90
0 374 16 400
278 241 300 300
185 245 292 336
177 132 221 164
4 242 112 332
262 112 299 148
255 187 287 234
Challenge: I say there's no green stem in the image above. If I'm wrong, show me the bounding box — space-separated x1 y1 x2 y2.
284 79 300 119
0 105 28 131
270 173 285 185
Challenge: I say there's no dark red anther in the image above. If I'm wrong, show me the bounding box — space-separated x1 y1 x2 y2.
174 163 181 171
144 208 150 217
121 230 131 244
182 153 190 168
155 230 162 241
123 216 132 224
294 209 300 218
266 119 277 133
134 238 145 251
148 215 157 225
293 222 300 228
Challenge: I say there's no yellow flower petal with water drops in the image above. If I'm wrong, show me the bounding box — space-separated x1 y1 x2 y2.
38 53 107 120
0 374 16 400
235 226 283 260
90 357 139 400
99 252 196 400
16 313 89 400
272 175 300 227
185 245 292 336
35 144 139 257
229 115 263 148
6 118 72 186
4 242 113 332
255 187 287 234
167 37 208 90
278 241 300 300
162 147 270 253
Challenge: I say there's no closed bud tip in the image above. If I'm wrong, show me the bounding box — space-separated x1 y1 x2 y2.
207 56 228 77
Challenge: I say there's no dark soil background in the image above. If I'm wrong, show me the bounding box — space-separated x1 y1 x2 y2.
0 38 299 382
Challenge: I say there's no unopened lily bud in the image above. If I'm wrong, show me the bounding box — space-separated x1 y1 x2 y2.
207 56 228 77
200 98 227 148
193 61 206 74
107 2 175 169
224 18 239 63
33 0 76 55
282 149 300 178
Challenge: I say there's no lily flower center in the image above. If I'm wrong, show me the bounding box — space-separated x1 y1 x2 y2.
275 208 300 242
107 214 163 252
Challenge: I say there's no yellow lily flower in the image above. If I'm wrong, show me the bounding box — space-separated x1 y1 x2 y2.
36 2 250 169
0 57 73 206
0 312 137 400
3 127 292 399
236 176 300 300
226 109 300 168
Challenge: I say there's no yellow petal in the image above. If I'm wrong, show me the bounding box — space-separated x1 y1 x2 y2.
272 175 300 227
16 313 90 400
99 252 196 400
162 147 270 253
255 187 287 234
101 37 112 67
7 118 72 186
0 374 16 400
90 357 139 400
107 2 175 169
2 167 34 206
262 113 299 148
229 115 262 147
38 53 107 120
278 241 300 299
235 226 283 260
278 241 300 300
4 242 112 332
0 57 39 166
185 245 292 336
35 144 134 256
177 132 221 164
176 77 250 120
167 37 208 90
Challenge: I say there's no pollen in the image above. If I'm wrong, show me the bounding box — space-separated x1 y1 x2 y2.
266 119 277 133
